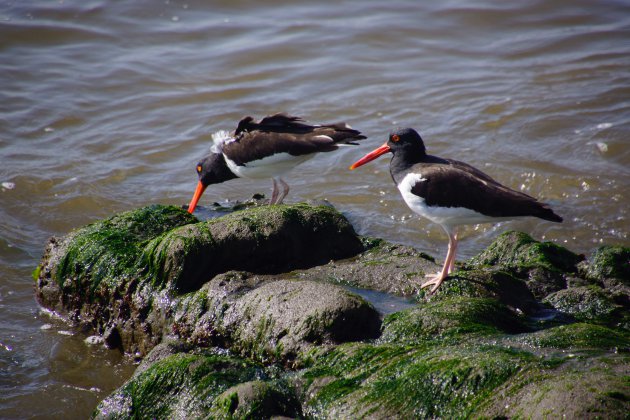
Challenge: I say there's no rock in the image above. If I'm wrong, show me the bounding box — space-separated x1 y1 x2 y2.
426 269 541 315
504 322 630 350
93 351 281 419
173 276 381 366
291 238 440 297
103 325 122 350
475 355 630 419
300 341 530 418
543 285 625 326
33 203 630 418
208 380 302 419
581 245 630 284
469 231 584 274
380 297 527 345
35 205 197 354
143 203 364 293
34 203 365 356
134 339 195 376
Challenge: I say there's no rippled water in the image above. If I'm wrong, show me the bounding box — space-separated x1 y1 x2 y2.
1 0 629 416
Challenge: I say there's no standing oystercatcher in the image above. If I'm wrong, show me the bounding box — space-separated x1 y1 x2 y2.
350 127 562 293
187 113 366 213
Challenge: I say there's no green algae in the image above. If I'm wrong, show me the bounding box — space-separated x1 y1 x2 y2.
95 352 265 419
54 205 196 294
511 323 630 350
543 285 624 325
303 342 534 418
208 379 302 418
472 354 630 418
583 245 630 282
380 297 527 345
94 350 303 419
139 203 364 293
470 231 583 274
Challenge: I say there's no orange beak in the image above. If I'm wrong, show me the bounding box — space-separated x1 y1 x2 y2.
349 143 391 170
187 181 207 214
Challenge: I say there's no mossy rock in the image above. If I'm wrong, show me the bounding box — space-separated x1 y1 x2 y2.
287 238 440 297
474 354 630 419
208 380 302 419
582 245 630 283
142 203 364 293
469 231 583 274
380 297 527 345
507 323 630 350
38 205 196 299
543 285 624 325
425 269 540 314
173 277 381 366
93 351 282 419
301 341 533 418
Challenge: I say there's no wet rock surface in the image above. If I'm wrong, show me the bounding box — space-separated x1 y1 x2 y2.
34 204 629 418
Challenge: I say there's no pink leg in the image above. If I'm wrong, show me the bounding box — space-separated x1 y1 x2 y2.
421 228 458 294
447 231 458 274
275 178 290 204
270 178 279 205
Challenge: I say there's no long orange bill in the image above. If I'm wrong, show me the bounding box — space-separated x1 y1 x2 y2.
349 143 391 170
187 181 208 214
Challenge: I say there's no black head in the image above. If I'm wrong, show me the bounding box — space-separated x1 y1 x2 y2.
388 128 426 156
196 153 236 186
349 127 426 170
187 153 237 213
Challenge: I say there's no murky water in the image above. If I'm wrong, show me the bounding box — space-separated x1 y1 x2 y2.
1 0 629 417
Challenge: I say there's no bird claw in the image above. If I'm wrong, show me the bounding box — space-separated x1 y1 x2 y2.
420 274 446 295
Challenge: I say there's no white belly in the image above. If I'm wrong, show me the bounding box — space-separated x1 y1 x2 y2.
397 172 513 230
225 153 313 179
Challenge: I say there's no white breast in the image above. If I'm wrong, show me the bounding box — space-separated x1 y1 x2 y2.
224 152 314 179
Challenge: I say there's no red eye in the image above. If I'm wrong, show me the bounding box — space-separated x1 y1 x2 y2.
391 134 400 142
196 165 202 173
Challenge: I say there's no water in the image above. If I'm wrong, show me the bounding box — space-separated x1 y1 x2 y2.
1 0 629 417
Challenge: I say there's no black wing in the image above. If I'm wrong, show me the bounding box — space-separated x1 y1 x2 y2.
408 163 562 222
225 114 366 165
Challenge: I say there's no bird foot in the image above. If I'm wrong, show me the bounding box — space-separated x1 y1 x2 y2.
420 274 447 294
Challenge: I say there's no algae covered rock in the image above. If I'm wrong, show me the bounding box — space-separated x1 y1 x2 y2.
173 275 381 366
36 205 197 311
208 380 302 419
300 342 531 419
543 285 625 325
219 279 380 365
93 350 300 419
470 231 583 274
507 322 630 350
35 203 367 355
143 203 364 293
423 268 541 315
474 354 630 419
380 297 526 345
34 203 630 418
582 245 630 283
293 238 441 297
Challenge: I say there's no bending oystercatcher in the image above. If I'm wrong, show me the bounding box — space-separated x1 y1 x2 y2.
187 113 366 213
350 127 562 293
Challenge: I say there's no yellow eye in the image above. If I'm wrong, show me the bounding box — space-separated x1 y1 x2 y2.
391 134 400 142
196 165 202 173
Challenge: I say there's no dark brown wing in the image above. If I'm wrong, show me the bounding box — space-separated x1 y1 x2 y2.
409 163 562 222
225 114 366 165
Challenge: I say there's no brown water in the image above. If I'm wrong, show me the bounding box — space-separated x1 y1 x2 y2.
1 0 629 417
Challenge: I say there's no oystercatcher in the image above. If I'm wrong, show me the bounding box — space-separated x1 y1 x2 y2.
350 127 562 293
187 113 366 213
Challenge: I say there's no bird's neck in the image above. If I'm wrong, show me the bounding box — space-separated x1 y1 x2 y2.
392 146 425 167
